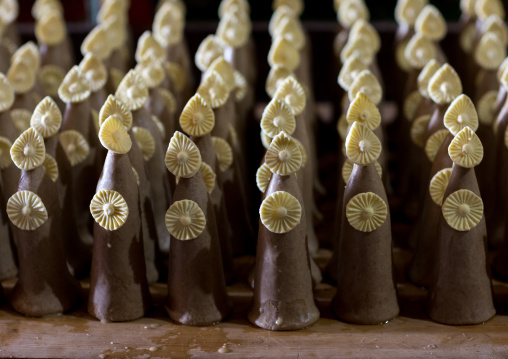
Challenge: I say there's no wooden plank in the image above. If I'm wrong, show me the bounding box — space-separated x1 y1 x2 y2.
1 248 507 359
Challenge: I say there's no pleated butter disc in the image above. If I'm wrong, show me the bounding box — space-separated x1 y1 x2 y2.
79 53 108 92
403 91 422 121
482 15 508 46
256 162 272 193
424 129 448 162
97 0 128 24
211 136 233 172
395 41 411 72
350 19 381 53
35 10 65 45
59 130 90 166
165 131 202 178
273 77 306 116
275 16 305 51
292 136 307 168
10 109 31 133
10 127 45 170
156 88 177 114
443 94 479 135
340 36 375 66
165 199 206 240
206 56 236 91
260 191 302 234
132 126 155 161
410 114 430 148
429 167 452 205
266 65 294 98
30 96 62 138
43 153 58 182
0 0 19 24
115 70 149 111
32 0 63 20
261 98 296 138
345 121 382 165
216 12 250 48
99 95 133 131
219 0 250 18
415 5 446 41
194 35 225 72
0 74 14 112
38 65 65 97
337 113 349 141
268 5 295 37
477 90 498 126
448 126 483 168
342 158 382 184
348 70 383 105
273 0 303 15
80 25 112 60
197 71 230 109
0 136 12 169
475 0 505 21
134 60 165 89
268 37 300 71
442 189 483 231
265 131 302 176
417 59 441 98
12 42 40 70
338 55 368 91
153 3 184 47
460 0 476 15
58 66 91 104
7 60 35 94
90 189 129 231
200 162 216 194
337 0 369 28
404 33 436 69
475 32 506 70
179 94 215 137
7 190 48 231
347 92 381 130
99 116 132 154
428 64 462 105
165 62 186 93
460 22 476 54
346 192 387 232
261 130 272 150
135 31 166 63
234 70 247 102
395 0 427 26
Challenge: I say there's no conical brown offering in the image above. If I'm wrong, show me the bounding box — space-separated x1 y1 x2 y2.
248 132 319 331
88 116 150 321
181 94 235 284
331 122 399 324
8 128 81 316
427 127 495 325
99 95 159 284
410 95 478 287
31 96 91 278
36 9 73 71
58 66 97 247
164 131 231 326
116 69 171 254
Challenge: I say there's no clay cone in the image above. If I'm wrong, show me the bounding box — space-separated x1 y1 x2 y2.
8 128 81 316
164 131 231 326
180 94 235 284
88 116 150 321
0 174 16 280
410 95 478 287
98 95 159 284
248 132 319 331
116 70 171 254
31 96 92 278
427 127 495 325
331 122 399 324
58 66 97 247
199 69 255 255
